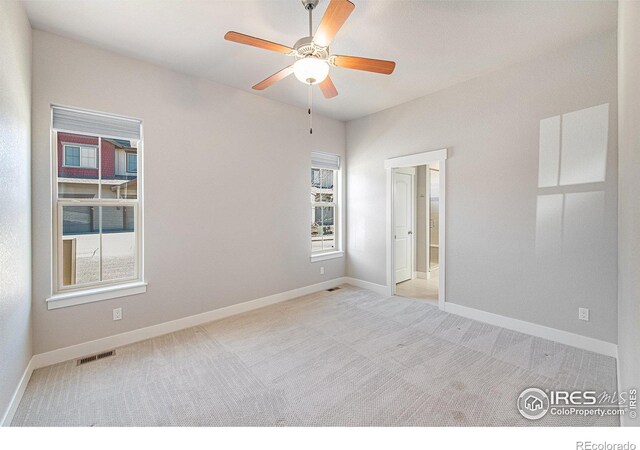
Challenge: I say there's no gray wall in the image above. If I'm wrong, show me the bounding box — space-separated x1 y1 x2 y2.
617 0 640 424
346 32 618 343
31 31 346 354
0 1 32 422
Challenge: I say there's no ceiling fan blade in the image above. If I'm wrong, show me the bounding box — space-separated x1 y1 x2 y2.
313 0 355 48
319 76 338 99
252 65 295 90
224 31 294 54
332 55 396 75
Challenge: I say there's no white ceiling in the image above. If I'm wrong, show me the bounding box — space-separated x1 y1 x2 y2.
23 0 617 121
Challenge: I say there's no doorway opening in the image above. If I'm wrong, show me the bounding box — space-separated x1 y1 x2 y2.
385 149 447 310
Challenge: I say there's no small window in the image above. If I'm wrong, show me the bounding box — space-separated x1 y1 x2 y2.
63 144 97 168
126 152 137 173
311 152 340 255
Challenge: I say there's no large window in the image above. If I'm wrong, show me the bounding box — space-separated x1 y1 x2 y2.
51 106 143 306
311 152 341 257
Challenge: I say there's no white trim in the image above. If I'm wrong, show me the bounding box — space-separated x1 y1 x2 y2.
444 302 618 358
415 271 429 280
384 148 448 169
47 281 147 309
1 358 34 427
386 149 448 311
343 277 388 296
32 278 347 369
310 251 344 262
439 161 446 310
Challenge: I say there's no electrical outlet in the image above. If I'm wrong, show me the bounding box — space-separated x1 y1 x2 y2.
578 307 589 322
320 266 325 275
113 307 122 321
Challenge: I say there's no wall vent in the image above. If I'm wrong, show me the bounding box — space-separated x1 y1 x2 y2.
326 287 341 292
77 350 116 366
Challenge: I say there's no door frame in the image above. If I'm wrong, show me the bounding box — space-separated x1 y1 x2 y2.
426 166 440 276
392 167 416 284
385 148 448 310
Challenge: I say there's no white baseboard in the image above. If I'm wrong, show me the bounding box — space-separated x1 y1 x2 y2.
31 277 347 370
444 302 618 358
344 277 388 296
415 271 429 280
1 358 35 427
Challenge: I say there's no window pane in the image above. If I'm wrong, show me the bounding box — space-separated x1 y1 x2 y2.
311 207 323 253
321 206 335 250
101 206 136 282
61 206 136 286
80 147 97 168
311 166 337 254
62 205 100 286
58 133 99 199
320 169 334 189
113 178 137 200
311 206 335 252
114 145 138 199
64 146 80 166
311 168 321 188
323 233 336 250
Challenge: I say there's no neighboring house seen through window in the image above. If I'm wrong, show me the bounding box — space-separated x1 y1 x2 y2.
311 152 341 256
51 106 143 305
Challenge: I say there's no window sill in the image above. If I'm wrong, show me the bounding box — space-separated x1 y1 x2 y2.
47 281 147 310
310 251 344 263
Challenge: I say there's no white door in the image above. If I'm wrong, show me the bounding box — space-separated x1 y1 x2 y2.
394 169 415 283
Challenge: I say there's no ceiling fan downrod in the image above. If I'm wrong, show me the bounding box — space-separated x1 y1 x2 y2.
303 1 319 134
302 0 319 37
308 83 313 134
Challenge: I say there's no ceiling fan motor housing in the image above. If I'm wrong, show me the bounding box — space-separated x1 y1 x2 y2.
301 0 319 10
293 36 329 60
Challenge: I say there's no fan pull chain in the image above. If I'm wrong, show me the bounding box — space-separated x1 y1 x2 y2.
308 82 313 134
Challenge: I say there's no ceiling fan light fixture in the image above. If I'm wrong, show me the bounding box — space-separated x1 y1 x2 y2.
293 57 329 85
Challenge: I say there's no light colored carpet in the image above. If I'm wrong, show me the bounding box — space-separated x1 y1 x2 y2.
12 285 618 426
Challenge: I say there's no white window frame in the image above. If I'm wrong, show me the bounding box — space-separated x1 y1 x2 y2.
310 164 344 262
62 144 98 169
48 107 146 309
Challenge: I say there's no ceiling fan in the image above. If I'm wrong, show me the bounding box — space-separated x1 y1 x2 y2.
224 0 396 100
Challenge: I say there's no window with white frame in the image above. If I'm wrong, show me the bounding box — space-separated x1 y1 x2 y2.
51 106 143 298
63 145 98 168
311 152 340 255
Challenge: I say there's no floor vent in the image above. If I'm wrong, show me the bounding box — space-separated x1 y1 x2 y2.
77 350 116 366
326 287 341 292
